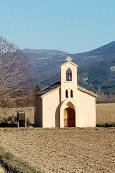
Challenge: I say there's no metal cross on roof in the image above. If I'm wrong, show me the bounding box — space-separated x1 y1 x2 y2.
66 56 72 62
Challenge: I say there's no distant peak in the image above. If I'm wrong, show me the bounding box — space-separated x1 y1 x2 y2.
22 48 68 54
88 41 115 55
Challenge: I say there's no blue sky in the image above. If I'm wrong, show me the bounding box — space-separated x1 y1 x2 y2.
0 0 115 53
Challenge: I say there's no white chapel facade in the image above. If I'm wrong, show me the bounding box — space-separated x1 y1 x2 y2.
35 57 96 128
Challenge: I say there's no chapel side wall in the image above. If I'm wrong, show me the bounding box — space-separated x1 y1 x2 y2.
42 87 60 128
34 97 42 127
78 90 96 127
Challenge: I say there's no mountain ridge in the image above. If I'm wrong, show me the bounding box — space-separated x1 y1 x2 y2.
22 41 115 94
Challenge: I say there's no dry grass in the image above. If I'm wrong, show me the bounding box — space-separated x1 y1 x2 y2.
96 103 115 125
0 147 38 173
0 103 114 173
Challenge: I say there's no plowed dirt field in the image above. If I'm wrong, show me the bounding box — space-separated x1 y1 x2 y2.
0 103 115 173
0 128 115 173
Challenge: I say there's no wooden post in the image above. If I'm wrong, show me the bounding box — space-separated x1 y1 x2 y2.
25 113 27 127
17 112 19 128
17 120 19 128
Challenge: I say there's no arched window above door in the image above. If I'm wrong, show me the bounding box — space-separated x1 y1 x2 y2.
70 90 73 97
66 68 72 81
65 89 68 98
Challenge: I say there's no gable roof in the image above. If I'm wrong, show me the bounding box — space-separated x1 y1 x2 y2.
77 85 97 97
37 81 60 96
61 61 78 67
37 81 97 97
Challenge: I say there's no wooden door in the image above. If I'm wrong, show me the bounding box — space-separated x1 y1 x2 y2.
64 109 68 127
64 108 75 127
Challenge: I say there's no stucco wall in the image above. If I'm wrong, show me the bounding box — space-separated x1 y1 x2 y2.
78 90 96 127
0 107 35 124
42 87 60 128
35 60 96 128
61 62 78 102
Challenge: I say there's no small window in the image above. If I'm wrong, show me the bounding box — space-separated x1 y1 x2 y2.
65 90 68 98
66 68 72 81
70 90 73 97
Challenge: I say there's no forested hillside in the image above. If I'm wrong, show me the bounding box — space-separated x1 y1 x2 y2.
23 41 115 95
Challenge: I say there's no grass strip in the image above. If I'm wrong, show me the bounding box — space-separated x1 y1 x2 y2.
96 123 115 127
0 147 41 173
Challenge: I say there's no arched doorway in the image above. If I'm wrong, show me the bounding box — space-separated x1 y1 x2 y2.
64 107 75 127
60 99 78 128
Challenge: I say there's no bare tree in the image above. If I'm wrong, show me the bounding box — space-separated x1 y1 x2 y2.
0 37 34 107
0 36 18 54
96 88 115 103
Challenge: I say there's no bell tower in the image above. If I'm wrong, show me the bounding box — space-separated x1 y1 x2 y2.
60 56 78 102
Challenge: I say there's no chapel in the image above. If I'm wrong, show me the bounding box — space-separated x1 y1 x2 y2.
35 56 96 128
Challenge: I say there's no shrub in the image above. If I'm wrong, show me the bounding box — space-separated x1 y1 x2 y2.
26 118 33 127
0 115 17 127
